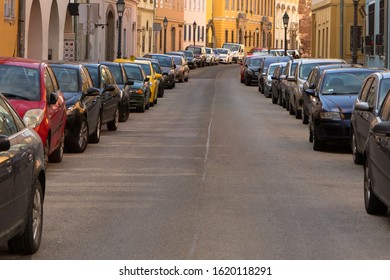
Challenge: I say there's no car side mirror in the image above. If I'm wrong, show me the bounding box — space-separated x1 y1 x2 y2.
49 92 58 104
104 85 115 92
354 102 370 112
372 121 390 136
304 88 315 96
86 87 100 96
271 76 277 80
0 135 10 152
309 83 316 89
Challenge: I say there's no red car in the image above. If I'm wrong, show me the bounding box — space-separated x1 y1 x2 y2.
0 57 67 166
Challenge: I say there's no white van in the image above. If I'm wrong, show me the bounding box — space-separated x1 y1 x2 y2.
221 43 245 63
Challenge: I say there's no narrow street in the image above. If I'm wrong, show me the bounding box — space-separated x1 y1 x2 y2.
2 64 390 260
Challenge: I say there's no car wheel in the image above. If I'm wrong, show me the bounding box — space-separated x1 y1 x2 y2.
119 102 130 122
295 106 302 119
272 95 278 104
309 126 313 143
48 133 64 163
313 132 326 151
288 100 294 115
8 179 43 254
352 131 363 164
364 158 388 215
69 118 89 153
107 108 119 131
89 114 101 143
145 99 150 110
302 109 309 124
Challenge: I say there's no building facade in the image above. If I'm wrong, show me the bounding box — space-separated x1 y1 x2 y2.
311 0 364 63
155 0 184 53
1 0 19 56
183 0 207 49
274 1 300 52
136 0 155 57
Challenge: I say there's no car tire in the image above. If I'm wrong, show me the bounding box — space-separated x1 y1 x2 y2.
313 132 326 151
8 179 43 254
89 114 101 143
364 158 388 215
352 131 363 164
119 102 130 122
48 134 64 163
107 108 119 131
68 118 89 153
302 109 309 124
295 106 302 119
288 101 294 115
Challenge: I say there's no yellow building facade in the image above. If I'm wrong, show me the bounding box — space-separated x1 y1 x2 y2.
208 0 275 52
0 0 19 56
312 0 364 63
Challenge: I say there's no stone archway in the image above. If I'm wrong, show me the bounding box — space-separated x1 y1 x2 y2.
105 10 115 61
28 0 43 59
206 20 216 48
48 0 60 60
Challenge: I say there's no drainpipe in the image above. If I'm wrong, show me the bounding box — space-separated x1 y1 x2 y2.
17 0 25 57
340 0 344 59
385 0 389 68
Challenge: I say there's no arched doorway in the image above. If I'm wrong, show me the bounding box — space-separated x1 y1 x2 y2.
105 10 115 60
48 0 60 60
28 0 43 59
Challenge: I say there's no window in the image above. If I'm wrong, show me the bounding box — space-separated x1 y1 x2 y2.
4 0 15 19
225 0 229 10
225 30 228 42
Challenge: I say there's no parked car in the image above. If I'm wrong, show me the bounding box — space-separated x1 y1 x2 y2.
243 56 266 86
305 67 379 151
116 58 159 106
122 63 151 112
83 63 121 131
135 57 165 98
363 91 390 215
143 53 176 89
171 55 189 82
351 71 390 164
240 56 252 83
213 49 220 65
0 93 46 254
263 62 287 98
205 47 216 65
271 62 287 104
179 50 197 69
100 61 131 122
216 48 233 64
280 59 299 110
258 56 292 96
0 57 66 166
51 63 102 151
302 64 361 124
286 58 346 119
185 45 206 67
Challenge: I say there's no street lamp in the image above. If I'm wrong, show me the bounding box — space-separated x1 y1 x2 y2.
193 21 197 46
352 0 360 64
268 22 272 54
283 12 289 56
163 17 168 53
116 0 125 59
255 27 259 46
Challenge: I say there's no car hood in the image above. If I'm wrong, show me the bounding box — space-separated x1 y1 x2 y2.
63 91 82 107
8 100 44 118
320 94 357 113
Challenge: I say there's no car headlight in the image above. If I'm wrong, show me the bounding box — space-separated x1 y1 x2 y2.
169 69 175 75
23 109 45 128
320 111 342 120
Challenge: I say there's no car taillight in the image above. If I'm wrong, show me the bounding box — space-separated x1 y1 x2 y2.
23 109 45 129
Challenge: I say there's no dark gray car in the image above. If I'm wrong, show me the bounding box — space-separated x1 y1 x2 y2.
0 93 46 254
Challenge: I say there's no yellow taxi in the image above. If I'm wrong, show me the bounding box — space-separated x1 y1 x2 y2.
115 56 159 106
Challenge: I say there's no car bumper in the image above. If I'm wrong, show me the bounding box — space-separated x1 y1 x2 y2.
314 119 351 142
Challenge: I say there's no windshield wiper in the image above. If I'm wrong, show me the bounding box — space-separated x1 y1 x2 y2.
2 92 31 101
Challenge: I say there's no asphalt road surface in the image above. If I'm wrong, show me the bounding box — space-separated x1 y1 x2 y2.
2 63 390 260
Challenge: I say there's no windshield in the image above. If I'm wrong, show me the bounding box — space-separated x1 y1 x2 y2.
123 65 143 81
321 72 374 95
218 49 228 54
105 65 123 84
52 67 79 92
0 65 40 101
249 59 262 67
135 63 151 75
152 62 162 74
173 57 182 65
187 47 201 54
268 64 279 75
378 79 390 107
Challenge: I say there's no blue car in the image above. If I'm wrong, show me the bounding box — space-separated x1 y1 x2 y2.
305 67 380 151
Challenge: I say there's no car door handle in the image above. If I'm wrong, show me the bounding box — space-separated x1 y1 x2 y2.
6 160 12 173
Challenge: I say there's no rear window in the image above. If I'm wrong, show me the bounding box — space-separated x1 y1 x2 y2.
0 65 40 101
